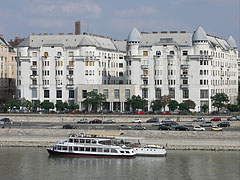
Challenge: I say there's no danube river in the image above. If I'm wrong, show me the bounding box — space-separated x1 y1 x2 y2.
0 147 239 180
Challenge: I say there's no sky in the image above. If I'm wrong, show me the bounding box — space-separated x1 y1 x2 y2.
0 0 239 47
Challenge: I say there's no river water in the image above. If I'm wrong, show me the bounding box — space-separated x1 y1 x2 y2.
0 147 239 180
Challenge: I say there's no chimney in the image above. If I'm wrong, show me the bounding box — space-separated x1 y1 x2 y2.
0 34 4 38
75 21 81 35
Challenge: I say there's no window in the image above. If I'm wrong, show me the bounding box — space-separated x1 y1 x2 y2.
156 51 161 56
69 51 74 57
183 80 188 85
32 79 37 85
69 70 74 75
57 52 62 57
114 89 120 99
143 51 148 56
82 90 87 98
103 89 108 99
169 88 175 98
44 52 48 57
155 88 161 99
200 90 209 99
69 90 74 98
125 89 130 99
32 52 37 57
93 89 98 94
32 89 37 98
183 89 189 99
69 61 74 66
182 51 188 56
170 51 175 55
119 63 123 68
44 90 50 98
142 88 148 98
56 90 62 98
119 72 123 77
143 70 148 76
32 61 37 66
85 61 88 66
32 71 37 76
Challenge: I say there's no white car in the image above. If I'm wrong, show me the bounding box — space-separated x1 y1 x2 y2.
193 126 205 131
132 118 142 123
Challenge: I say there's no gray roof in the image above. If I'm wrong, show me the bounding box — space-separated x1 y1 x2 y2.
127 27 141 42
192 26 208 41
227 36 238 48
18 34 126 52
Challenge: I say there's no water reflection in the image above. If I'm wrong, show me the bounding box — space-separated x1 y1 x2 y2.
0 148 239 180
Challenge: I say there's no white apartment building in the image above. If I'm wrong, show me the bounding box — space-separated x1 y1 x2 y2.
16 33 126 106
125 26 238 112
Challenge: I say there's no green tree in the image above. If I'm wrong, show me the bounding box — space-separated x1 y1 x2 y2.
20 98 32 110
6 99 20 109
201 104 208 113
168 100 179 112
55 101 68 111
211 93 229 112
161 95 172 111
226 104 240 112
69 103 79 110
178 102 189 111
126 95 146 112
32 100 41 111
151 99 163 112
83 91 106 112
40 101 54 111
184 99 196 110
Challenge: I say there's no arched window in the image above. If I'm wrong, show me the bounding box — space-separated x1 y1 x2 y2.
170 51 174 55
156 51 161 56
57 52 62 57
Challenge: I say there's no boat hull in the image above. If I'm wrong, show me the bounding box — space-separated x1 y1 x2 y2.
134 148 166 157
47 149 135 158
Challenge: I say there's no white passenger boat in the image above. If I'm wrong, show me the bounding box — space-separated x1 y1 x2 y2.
47 133 136 158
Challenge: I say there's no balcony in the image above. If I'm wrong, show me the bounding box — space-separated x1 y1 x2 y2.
67 75 74 79
29 84 38 88
54 56 62 60
30 65 38 70
140 84 149 88
141 65 149 69
66 84 74 89
181 64 189 69
181 74 189 78
30 75 38 79
180 84 189 89
67 65 74 69
141 74 149 79
43 84 50 88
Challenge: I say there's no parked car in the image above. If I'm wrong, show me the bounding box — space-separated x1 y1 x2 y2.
227 116 238 121
158 125 172 131
211 117 221 121
77 119 88 123
0 118 12 125
119 125 131 130
211 111 219 115
132 118 142 123
184 123 194 127
103 119 116 124
175 126 189 131
146 118 159 123
193 117 205 122
162 121 178 127
161 118 174 123
193 126 205 131
201 121 213 127
161 111 171 115
89 119 102 124
152 122 163 127
211 126 223 131
63 124 76 129
71 110 80 114
134 125 146 130
217 122 230 127
136 111 145 115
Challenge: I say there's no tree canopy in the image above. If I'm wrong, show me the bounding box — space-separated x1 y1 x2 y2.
126 95 146 112
168 100 179 111
211 93 229 112
83 91 106 112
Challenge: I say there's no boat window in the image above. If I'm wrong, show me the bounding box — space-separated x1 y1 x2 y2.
97 148 103 152
79 147 84 151
80 139 84 143
74 139 79 143
69 146 72 151
74 147 78 151
104 149 109 153
63 146 67 151
126 151 130 154
69 139 73 143
57 146 61 150
85 147 90 152
86 139 91 143
91 148 97 152
111 149 118 153
120 151 124 153
92 140 97 144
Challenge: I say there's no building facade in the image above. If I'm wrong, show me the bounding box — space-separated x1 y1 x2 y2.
0 35 17 104
16 33 126 107
125 26 238 112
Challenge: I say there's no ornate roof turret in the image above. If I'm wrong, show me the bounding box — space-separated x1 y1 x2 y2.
192 26 208 42
127 27 141 42
227 36 237 48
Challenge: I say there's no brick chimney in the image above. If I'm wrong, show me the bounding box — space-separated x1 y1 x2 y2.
75 21 81 35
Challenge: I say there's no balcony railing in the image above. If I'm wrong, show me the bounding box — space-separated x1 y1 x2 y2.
67 65 74 69
30 75 38 79
29 84 38 88
141 74 149 79
141 65 149 69
181 64 189 69
180 84 189 89
181 74 189 78
66 84 74 89
67 75 74 79
30 65 38 69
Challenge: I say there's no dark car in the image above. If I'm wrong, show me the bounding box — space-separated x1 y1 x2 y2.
63 124 76 129
103 120 116 124
119 125 131 130
217 122 230 127
163 121 179 127
175 126 189 131
146 118 159 123
158 125 172 131
89 119 102 124
134 125 146 130
0 118 12 125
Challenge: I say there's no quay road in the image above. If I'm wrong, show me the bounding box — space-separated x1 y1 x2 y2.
3 121 240 132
